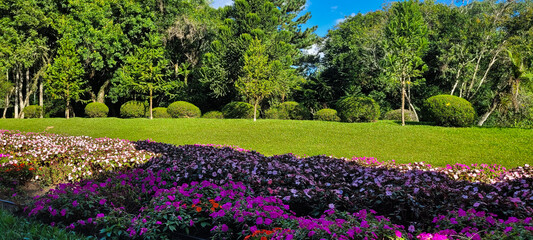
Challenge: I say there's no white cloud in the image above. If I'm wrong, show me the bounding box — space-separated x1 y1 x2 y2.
210 0 233 9
303 43 324 58
335 13 356 25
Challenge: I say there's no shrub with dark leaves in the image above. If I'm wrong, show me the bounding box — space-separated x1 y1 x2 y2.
135 141 533 230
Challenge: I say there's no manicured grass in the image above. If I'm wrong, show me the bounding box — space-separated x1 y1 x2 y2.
0 118 531 167
0 208 93 240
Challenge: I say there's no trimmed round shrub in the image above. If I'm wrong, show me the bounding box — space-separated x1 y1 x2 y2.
120 101 147 118
314 108 340 122
202 111 224 119
383 109 418 122
266 101 310 120
84 102 109 118
336 96 380 123
424 95 475 127
222 102 256 119
23 105 43 118
152 107 170 118
167 101 201 118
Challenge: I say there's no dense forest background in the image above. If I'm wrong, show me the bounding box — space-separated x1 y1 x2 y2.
0 0 532 127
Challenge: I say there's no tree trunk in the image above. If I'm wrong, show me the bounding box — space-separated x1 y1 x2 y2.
2 89 12 119
65 100 70 119
96 79 110 103
477 96 499 126
149 87 153 120
65 87 70 119
401 80 406 126
3 69 13 118
253 102 258 122
39 79 43 118
14 70 19 118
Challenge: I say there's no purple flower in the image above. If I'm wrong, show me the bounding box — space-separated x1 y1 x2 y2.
140 227 148 235
504 226 513 234
221 224 228 232
360 220 369 228
408 225 415 233
256 217 263 225
99 199 107 205
72 200 78 207
189 220 194 226
395 230 402 238
156 221 162 225
60 209 67 216
96 213 105 218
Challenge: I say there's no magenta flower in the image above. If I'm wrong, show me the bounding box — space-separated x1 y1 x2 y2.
72 200 78 207
60 209 67 216
99 199 107 205
96 213 105 218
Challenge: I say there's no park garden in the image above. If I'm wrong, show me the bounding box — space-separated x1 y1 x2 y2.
1 0 533 239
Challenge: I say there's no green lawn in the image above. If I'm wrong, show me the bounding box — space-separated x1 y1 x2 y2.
0 118 531 167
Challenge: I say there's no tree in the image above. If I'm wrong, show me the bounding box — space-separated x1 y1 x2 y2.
200 0 317 108
383 0 429 126
116 34 179 119
44 36 86 119
236 39 275 121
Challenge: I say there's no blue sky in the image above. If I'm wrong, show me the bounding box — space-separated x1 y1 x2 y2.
210 0 456 37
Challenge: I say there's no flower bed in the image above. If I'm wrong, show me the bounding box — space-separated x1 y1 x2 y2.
0 130 155 185
1 130 531 239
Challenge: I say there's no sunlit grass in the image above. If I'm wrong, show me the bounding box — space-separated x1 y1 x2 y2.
0 118 531 167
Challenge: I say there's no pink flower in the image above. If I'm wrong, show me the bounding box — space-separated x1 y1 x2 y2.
99 199 107 205
395 230 402 238
97 213 105 218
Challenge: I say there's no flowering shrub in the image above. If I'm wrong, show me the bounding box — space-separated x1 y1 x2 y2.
0 130 154 185
135 141 533 230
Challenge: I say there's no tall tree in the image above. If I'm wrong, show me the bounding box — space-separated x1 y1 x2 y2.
200 0 316 108
44 36 86 119
236 38 275 121
383 0 429 126
115 34 179 119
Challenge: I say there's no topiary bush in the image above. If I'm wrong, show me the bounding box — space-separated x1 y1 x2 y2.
167 101 201 118
424 95 475 127
152 107 170 118
202 111 224 119
266 101 310 120
222 102 256 119
120 101 147 118
23 105 43 118
84 102 109 118
314 108 340 122
383 109 418 122
336 96 380 123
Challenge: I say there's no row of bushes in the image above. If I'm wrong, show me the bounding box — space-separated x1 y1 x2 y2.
82 95 476 127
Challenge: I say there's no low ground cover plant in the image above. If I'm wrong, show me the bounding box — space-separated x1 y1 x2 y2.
0 130 154 185
1 130 532 239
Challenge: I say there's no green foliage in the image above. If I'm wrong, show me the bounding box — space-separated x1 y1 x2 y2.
202 111 224 119
383 0 428 125
152 107 171 118
167 101 201 118
44 36 86 118
222 102 255 119
383 109 417 122
236 38 276 121
0 209 94 240
120 101 147 118
22 105 43 119
314 108 340 122
424 95 475 127
337 96 380 123
84 102 109 118
266 101 310 120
